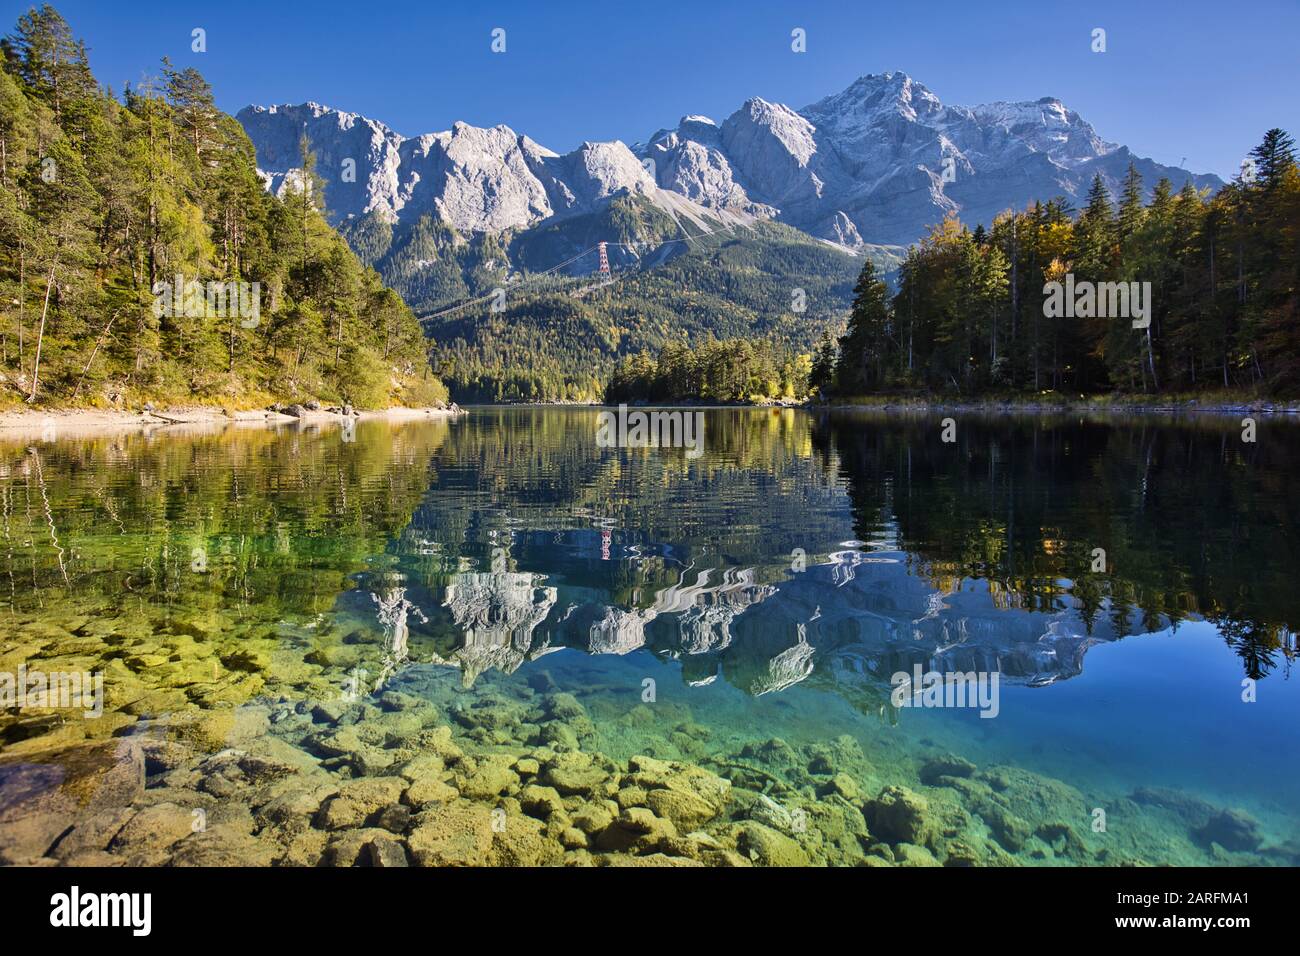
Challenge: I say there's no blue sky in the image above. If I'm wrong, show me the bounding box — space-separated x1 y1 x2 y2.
4 0 1297 178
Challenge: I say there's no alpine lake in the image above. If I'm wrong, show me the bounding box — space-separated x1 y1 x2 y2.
1 406 1296 867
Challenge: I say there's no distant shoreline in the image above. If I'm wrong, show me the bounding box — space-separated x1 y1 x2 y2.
468 398 1300 415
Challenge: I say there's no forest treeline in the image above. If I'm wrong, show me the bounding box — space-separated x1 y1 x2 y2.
426 213 866 403
0 5 448 410
818 131 1300 398
604 338 813 404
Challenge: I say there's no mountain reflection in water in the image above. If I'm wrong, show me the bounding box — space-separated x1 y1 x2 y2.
369 408 1296 707
2 406 1297 866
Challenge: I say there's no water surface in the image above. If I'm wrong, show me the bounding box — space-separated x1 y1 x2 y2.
1 408 1296 866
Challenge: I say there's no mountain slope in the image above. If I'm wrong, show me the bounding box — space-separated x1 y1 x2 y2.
239 71 1222 256
645 72 1223 247
236 71 1223 403
424 199 884 402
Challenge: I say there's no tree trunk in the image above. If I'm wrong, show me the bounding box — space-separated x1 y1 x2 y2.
72 313 117 401
27 264 55 404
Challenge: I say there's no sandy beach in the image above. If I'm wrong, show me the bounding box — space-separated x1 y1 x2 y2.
0 404 463 441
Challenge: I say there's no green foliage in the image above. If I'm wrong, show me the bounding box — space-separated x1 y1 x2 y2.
826 143 1300 397
0 5 446 410
604 337 811 403
421 206 892 402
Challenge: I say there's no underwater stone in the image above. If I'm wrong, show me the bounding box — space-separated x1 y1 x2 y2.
571 803 615 835
413 726 463 763
545 693 588 720
821 773 861 801
137 738 198 775
305 645 363 668
541 753 613 796
374 709 427 744
254 782 339 829
169 825 279 867
108 803 196 861
807 753 836 775
0 738 144 863
373 804 413 834
402 777 458 809
406 803 496 866
1197 808 1263 852
364 833 410 867
348 746 397 776
47 807 134 861
378 691 429 713
942 840 982 867
540 721 580 751
1130 786 1218 825
315 776 407 830
278 829 329 866
594 807 678 853
311 699 359 725
396 753 446 782
165 706 270 752
599 853 706 867
324 827 395 866
866 786 936 847
519 784 566 819
455 754 519 799
739 738 800 769
979 803 1033 853
625 755 731 815
646 787 719 830
561 827 589 849
737 821 810 867
894 842 940 867
490 815 562 866
919 754 978 785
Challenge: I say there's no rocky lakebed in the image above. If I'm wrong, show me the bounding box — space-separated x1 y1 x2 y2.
0 603 1288 868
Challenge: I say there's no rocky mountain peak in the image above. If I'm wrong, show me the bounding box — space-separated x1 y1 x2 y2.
239 70 1221 251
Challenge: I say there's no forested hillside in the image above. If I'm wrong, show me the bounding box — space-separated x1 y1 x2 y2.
0 6 447 410
822 142 1300 398
417 206 887 402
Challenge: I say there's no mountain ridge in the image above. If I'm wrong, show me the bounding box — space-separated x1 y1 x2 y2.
238 70 1223 252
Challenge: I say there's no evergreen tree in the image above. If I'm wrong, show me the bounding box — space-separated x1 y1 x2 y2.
836 257 892 393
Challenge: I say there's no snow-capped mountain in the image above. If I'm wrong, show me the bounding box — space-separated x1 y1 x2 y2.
238 71 1222 251
237 103 742 237
641 72 1221 247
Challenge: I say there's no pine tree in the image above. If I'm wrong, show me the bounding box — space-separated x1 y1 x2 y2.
161 58 218 160
836 256 891 393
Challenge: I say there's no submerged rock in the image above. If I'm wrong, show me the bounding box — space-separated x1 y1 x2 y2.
109 803 196 863
1196 808 1264 852
920 754 977 785
737 821 809 867
406 803 497 866
0 739 144 863
315 776 407 830
865 786 935 848
595 807 679 853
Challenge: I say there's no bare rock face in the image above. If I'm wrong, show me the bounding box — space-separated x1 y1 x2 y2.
239 71 1222 253
238 105 726 238
0 739 144 863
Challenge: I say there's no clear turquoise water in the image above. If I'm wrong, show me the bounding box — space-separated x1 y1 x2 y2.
3 407 1297 865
